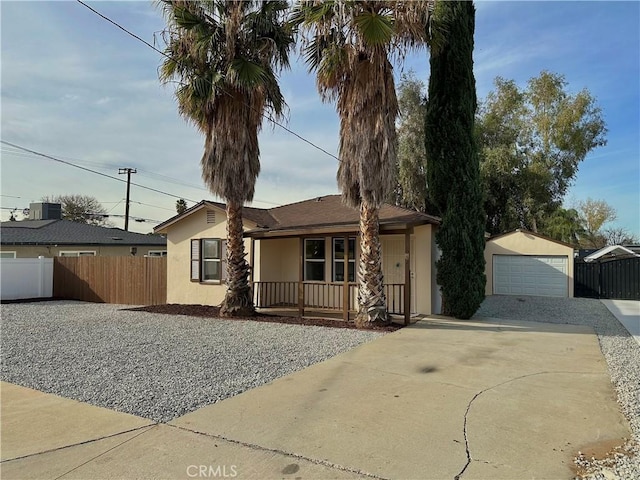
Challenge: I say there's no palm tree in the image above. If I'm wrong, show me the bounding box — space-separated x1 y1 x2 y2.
292 1 435 327
160 0 293 316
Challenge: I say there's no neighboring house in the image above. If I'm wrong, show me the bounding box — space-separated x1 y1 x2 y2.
582 245 640 262
154 195 441 322
0 203 166 258
484 229 575 298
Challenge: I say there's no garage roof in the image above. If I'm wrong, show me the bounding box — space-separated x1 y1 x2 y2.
487 229 575 249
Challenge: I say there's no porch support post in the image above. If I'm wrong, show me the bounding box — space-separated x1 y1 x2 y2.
250 237 256 307
249 238 255 283
343 235 349 322
298 237 305 317
404 230 411 326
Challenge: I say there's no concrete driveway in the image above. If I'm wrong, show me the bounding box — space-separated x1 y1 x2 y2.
601 299 640 346
1 311 631 479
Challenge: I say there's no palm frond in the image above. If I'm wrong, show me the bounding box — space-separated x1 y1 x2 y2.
353 10 394 47
228 58 269 88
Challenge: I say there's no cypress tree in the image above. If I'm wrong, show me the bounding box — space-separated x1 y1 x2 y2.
425 0 486 319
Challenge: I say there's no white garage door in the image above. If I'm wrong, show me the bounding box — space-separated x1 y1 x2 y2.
493 255 568 297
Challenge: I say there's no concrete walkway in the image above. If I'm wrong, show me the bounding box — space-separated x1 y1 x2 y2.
601 299 640 346
1 316 632 479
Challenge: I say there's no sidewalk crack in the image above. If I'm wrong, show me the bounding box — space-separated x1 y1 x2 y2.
0 424 157 464
169 423 391 480
453 370 600 480
54 425 159 480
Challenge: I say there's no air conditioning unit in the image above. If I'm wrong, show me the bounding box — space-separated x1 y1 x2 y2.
29 203 62 220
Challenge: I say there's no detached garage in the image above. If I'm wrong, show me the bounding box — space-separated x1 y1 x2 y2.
485 230 575 298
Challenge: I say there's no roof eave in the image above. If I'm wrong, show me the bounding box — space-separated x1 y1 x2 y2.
245 219 435 239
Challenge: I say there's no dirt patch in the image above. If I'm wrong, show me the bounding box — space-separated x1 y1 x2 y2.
573 438 637 478
124 304 402 332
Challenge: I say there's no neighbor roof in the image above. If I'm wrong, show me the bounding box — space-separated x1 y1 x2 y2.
583 245 640 262
154 195 440 237
1 219 167 246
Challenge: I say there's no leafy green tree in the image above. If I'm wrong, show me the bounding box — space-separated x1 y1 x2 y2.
392 71 428 211
540 207 584 246
477 72 607 234
175 198 187 215
160 0 293 316
425 0 485 319
42 194 112 226
293 1 434 327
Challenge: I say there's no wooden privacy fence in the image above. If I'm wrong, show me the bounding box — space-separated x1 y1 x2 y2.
574 257 640 300
53 256 167 305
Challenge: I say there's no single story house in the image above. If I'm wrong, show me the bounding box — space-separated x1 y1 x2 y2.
0 203 166 258
484 229 575 298
154 195 442 322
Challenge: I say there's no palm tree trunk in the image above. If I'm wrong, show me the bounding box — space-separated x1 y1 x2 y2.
354 202 389 327
220 201 254 317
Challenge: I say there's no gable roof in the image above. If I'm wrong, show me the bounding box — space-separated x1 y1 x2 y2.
154 200 275 233
253 195 439 235
1 219 166 246
583 245 640 262
487 229 576 249
154 195 440 237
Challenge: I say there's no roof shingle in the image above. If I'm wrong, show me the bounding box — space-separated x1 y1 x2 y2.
1 220 167 246
155 195 440 235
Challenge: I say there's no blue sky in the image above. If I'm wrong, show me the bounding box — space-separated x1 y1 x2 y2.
1 1 638 236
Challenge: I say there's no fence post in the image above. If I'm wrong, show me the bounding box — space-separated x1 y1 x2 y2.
598 260 602 299
38 256 45 298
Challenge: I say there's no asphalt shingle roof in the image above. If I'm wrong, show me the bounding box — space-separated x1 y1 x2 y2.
1 220 167 246
260 195 440 231
155 195 440 235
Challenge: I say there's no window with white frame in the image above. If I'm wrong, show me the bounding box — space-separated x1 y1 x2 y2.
304 238 325 281
0 251 16 258
191 239 225 282
147 250 167 257
59 251 96 257
333 237 356 282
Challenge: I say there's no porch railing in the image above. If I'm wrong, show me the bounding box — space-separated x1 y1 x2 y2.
253 281 405 315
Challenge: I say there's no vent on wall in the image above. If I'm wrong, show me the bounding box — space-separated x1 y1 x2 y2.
206 211 216 224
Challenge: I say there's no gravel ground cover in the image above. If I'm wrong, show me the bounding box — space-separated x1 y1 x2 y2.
0 301 385 423
475 296 640 480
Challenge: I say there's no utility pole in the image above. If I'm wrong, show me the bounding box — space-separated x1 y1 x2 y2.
118 168 137 231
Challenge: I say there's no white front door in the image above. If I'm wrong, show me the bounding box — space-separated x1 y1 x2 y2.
381 236 417 314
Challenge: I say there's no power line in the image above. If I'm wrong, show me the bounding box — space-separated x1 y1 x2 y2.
130 200 176 212
1 145 207 193
0 140 200 204
74 0 341 163
76 0 172 61
1 144 282 207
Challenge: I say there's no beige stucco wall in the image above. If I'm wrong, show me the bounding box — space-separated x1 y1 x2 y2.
484 231 575 297
0 245 165 258
165 207 254 306
256 238 299 282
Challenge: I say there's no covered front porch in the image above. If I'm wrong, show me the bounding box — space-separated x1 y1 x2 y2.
248 220 437 325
